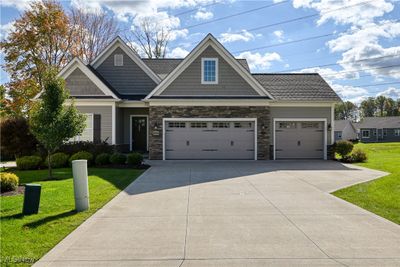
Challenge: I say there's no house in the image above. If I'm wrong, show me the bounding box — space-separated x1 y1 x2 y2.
356 116 400 143
334 120 358 142
34 34 341 160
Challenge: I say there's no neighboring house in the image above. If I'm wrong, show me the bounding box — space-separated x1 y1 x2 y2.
334 120 358 142
34 34 341 160
356 116 400 143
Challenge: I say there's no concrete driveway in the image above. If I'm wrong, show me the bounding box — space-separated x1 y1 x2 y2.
35 161 400 267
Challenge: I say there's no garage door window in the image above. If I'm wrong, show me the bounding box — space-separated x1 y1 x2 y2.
168 122 186 128
301 122 320 128
234 122 252 128
190 122 207 128
212 122 230 128
279 122 296 129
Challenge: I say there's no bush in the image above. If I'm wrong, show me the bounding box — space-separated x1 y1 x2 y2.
127 152 143 166
69 151 93 165
95 153 111 166
335 140 354 159
110 153 126 165
0 172 19 192
56 141 113 157
350 148 368 163
0 117 38 159
16 156 42 170
44 152 69 168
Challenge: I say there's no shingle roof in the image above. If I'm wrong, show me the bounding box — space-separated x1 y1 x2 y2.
142 58 250 79
355 116 400 129
252 73 341 101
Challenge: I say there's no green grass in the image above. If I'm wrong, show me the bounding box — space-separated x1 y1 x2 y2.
1 168 143 266
333 142 400 224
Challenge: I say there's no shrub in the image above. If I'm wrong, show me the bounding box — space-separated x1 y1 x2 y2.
350 148 368 163
0 172 19 192
0 117 38 159
95 153 111 166
127 152 143 166
110 153 126 165
44 152 69 168
335 140 354 159
16 156 42 170
69 151 93 165
56 141 113 157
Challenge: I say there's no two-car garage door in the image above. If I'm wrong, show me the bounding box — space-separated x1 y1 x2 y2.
165 120 256 160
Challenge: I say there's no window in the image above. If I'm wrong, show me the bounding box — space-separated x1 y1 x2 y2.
395 129 400 136
234 122 252 128
361 130 370 138
190 122 207 128
383 129 387 136
212 122 230 128
278 122 296 129
114 54 123 66
201 58 218 84
168 122 186 128
301 122 320 129
338 132 342 138
70 114 93 142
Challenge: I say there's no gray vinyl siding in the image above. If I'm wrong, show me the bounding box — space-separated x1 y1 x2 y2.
96 47 157 95
160 46 258 96
76 106 112 144
117 108 149 145
65 69 105 96
360 128 400 143
270 107 332 144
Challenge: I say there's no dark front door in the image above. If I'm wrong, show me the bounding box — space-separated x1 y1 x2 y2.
131 116 147 152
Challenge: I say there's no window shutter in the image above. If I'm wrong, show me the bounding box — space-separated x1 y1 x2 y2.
94 114 101 144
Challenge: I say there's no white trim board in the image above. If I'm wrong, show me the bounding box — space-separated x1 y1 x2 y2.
90 37 161 84
273 118 327 160
162 118 257 161
145 34 273 99
130 115 149 152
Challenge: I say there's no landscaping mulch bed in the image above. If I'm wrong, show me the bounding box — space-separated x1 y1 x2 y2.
1 186 25 197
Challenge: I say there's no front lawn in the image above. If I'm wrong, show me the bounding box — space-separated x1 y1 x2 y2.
0 168 143 265
333 142 400 224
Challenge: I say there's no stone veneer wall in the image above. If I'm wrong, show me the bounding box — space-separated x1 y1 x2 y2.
148 106 270 160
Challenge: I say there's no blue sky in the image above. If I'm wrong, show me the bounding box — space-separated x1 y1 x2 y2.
1 0 399 103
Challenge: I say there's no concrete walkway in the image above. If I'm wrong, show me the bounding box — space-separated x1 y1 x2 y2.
35 161 400 267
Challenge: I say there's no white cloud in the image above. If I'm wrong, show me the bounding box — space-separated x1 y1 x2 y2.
0 0 32 11
219 29 259 44
298 67 357 81
192 8 213 21
168 47 190 58
376 87 400 99
273 30 284 42
0 22 15 40
237 51 281 70
293 0 393 26
331 83 368 103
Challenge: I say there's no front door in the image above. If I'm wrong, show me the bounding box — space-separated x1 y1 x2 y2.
131 116 147 152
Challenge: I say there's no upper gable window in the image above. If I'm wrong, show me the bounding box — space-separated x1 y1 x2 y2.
201 58 218 84
114 54 123 66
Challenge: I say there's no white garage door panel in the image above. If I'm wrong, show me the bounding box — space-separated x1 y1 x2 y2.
275 121 324 159
165 121 255 160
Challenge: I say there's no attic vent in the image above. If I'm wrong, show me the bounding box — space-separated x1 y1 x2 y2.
114 54 123 66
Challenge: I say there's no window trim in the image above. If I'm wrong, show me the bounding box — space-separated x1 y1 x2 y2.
114 54 123 66
201 57 218 85
361 130 370 138
71 113 94 142
395 129 400 136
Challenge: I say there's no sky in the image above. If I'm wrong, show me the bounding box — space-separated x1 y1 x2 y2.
0 0 399 103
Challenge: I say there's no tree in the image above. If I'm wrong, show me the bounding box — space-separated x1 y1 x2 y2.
29 70 85 178
375 95 387 117
335 101 358 121
125 17 170 58
70 8 119 63
360 97 377 118
384 97 397 116
1 0 77 116
0 117 38 159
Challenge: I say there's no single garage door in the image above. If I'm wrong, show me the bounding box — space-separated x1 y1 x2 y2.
165 120 255 160
275 121 324 159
